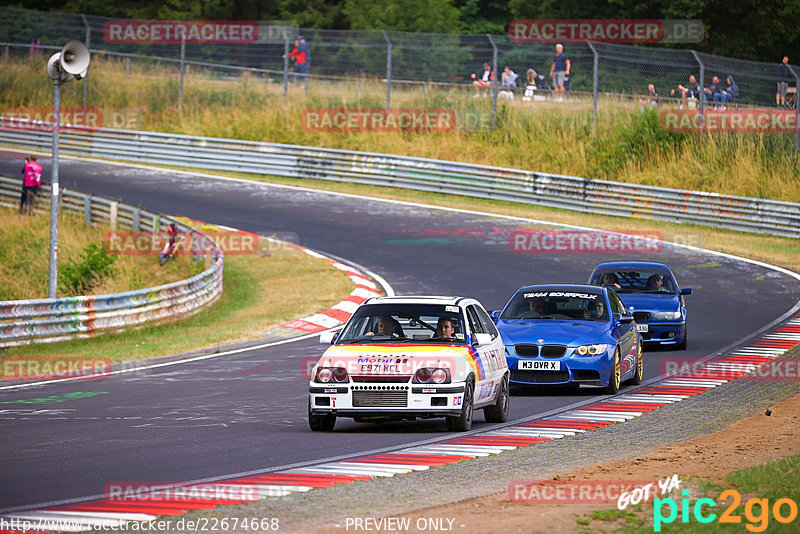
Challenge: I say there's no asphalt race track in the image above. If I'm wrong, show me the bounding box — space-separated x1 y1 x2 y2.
1 151 799 511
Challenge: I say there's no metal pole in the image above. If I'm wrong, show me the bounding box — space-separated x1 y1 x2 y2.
787 64 800 154
125 55 130 75
81 14 90 108
178 38 185 112
691 50 705 119
588 42 599 131
4 45 8 63
283 29 289 101
383 30 392 110
487 34 497 130
48 76 61 298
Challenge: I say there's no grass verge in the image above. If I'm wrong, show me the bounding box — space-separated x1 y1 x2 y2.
576 455 800 533
0 205 198 300
0 238 355 362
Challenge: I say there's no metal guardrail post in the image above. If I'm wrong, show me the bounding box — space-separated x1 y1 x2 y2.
80 14 90 108
691 50 705 121
382 30 392 110
487 34 497 130
4 45 8 63
133 208 140 231
154 214 160 231
787 64 800 154
178 37 186 112
109 201 118 231
588 42 599 131
83 194 91 226
125 55 130 75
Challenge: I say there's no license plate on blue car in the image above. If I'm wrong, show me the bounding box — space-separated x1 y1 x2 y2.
519 360 561 371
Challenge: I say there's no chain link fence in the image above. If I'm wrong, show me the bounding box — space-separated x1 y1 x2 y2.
1 6 798 144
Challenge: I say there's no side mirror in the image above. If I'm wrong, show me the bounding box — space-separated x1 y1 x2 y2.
473 333 492 346
614 313 633 324
319 331 337 345
491 310 501 321
681 287 692 295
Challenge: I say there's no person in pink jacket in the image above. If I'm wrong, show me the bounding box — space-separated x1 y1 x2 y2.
19 155 42 214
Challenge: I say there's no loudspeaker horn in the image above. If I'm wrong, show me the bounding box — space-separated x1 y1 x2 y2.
60 40 90 79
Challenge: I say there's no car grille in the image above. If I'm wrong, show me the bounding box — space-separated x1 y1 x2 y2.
511 370 570 384
351 375 411 383
352 390 408 408
540 345 567 358
633 312 650 322
515 344 539 357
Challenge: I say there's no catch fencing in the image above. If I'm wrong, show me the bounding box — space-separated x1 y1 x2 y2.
0 175 224 347
1 7 798 125
1 124 798 239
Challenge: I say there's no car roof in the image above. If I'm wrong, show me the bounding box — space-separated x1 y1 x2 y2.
363 295 470 306
592 261 671 271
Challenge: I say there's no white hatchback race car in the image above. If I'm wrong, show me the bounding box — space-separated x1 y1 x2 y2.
308 296 510 432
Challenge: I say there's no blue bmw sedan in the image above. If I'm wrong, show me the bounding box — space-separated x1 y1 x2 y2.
588 261 692 350
493 285 643 393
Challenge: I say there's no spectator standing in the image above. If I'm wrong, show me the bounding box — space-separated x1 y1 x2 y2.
777 56 790 107
471 62 494 97
549 44 570 101
283 35 310 87
19 155 42 215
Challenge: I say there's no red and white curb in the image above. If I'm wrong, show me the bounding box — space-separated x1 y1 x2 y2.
3 315 798 532
278 246 384 334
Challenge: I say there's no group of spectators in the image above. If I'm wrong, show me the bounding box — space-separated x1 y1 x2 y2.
470 46 792 110
470 43 569 101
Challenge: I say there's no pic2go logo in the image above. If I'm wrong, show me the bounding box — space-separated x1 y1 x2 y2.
654 489 798 532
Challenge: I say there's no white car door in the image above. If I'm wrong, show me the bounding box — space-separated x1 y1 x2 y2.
466 303 507 407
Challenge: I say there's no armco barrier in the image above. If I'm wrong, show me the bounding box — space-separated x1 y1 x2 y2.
0 175 223 346
0 123 799 237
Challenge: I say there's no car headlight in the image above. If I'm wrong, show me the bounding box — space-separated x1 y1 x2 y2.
652 311 682 320
575 344 608 356
413 368 451 384
314 367 349 383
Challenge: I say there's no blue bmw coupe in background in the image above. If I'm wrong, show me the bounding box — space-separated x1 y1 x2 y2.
493 285 643 393
588 261 692 350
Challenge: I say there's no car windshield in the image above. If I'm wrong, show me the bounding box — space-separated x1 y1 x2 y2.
500 290 608 321
591 269 675 294
337 303 467 344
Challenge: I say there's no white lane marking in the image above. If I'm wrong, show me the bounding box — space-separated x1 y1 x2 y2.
662 380 726 387
337 462 430 472
486 429 573 438
284 466 395 477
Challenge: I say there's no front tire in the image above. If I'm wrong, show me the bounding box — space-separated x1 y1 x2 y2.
628 343 643 385
603 349 621 394
308 400 336 431
484 374 509 423
446 379 474 431
676 328 688 350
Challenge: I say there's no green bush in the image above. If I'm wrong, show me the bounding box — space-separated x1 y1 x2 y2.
60 242 116 295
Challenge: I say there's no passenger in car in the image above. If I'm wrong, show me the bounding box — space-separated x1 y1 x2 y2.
601 272 621 289
583 301 605 319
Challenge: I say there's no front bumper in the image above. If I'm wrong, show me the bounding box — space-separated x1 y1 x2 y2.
308 381 466 418
639 322 686 345
507 350 612 386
